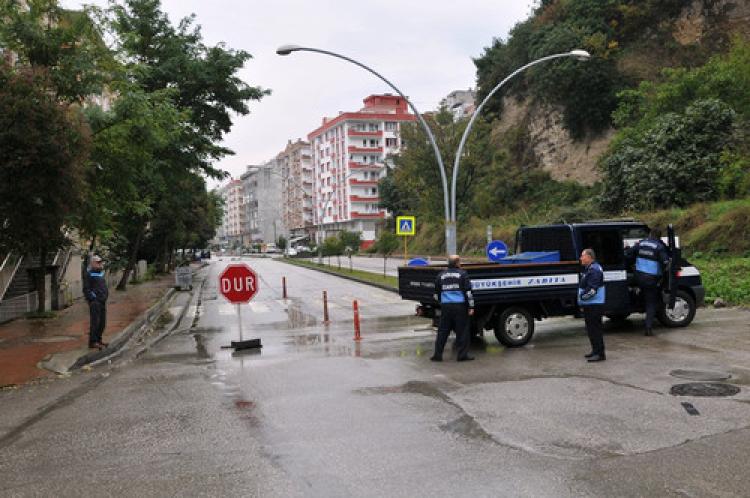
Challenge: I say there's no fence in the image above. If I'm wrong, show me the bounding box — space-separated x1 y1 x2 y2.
0 292 39 324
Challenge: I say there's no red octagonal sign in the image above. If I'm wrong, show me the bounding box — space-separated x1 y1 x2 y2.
219 264 259 304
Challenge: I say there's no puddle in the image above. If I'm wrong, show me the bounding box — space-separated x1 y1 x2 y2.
670 382 740 397
286 300 317 329
193 334 210 359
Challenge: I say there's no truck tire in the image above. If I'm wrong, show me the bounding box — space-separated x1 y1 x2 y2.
494 307 534 347
657 289 696 327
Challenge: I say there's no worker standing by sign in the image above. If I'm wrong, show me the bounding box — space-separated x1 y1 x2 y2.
431 255 475 362
629 228 670 336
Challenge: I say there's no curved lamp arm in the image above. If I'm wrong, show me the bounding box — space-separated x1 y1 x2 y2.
277 45 452 252
450 50 590 221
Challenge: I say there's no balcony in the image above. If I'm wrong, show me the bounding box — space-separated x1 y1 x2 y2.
350 195 379 203
348 161 384 170
349 178 379 186
347 129 383 137
348 146 383 154
351 211 385 219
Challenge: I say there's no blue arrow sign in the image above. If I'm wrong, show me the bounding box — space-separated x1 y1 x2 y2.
486 240 508 262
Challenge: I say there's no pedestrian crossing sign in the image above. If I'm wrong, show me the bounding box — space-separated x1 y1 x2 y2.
396 216 416 236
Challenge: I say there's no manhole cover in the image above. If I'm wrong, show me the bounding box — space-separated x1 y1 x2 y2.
670 369 732 382
670 382 740 397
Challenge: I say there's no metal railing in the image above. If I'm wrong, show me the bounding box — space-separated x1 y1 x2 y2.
0 253 23 302
0 291 38 324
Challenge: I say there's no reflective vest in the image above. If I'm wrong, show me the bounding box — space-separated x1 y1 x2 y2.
635 239 668 277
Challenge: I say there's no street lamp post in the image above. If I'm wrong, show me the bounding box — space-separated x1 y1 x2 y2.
276 44 456 255
450 50 591 228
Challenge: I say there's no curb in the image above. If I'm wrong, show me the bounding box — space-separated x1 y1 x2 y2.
279 258 399 294
70 287 177 370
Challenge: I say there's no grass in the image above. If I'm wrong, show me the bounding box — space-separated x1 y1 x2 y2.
690 256 750 306
282 257 398 289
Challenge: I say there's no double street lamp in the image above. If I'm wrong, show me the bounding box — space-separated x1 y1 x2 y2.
277 44 590 255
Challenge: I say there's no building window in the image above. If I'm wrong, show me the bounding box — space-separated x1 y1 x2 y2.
385 121 397 131
385 138 398 147
368 123 378 131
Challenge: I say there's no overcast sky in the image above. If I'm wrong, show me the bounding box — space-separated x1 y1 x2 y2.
62 0 534 186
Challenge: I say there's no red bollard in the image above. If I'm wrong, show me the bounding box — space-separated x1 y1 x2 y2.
323 290 330 323
282 276 287 299
353 300 361 341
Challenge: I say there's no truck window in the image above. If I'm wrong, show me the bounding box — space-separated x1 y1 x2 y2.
580 230 624 267
518 226 576 261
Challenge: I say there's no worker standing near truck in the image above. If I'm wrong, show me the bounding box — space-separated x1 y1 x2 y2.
431 255 475 362
628 228 670 336
579 248 606 362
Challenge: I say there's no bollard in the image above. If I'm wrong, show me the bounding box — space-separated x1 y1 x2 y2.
323 290 330 323
282 276 287 299
353 300 361 341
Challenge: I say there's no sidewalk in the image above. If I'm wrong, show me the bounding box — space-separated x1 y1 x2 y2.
0 274 175 387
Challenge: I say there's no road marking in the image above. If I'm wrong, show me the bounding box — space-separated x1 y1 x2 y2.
249 302 270 313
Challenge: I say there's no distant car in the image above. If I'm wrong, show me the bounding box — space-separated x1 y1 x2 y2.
287 248 298 256
295 245 311 252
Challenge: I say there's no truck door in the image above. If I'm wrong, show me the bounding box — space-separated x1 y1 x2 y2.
578 228 630 313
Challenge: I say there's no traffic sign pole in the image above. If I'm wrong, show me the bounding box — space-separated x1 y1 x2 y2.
237 303 243 342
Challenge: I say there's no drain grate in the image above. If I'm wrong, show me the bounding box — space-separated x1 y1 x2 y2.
670 382 740 397
670 369 731 382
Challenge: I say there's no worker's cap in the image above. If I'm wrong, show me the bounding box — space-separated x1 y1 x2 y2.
92 255 103 262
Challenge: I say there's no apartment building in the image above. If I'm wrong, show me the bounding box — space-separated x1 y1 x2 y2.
277 139 314 240
307 94 415 248
241 162 285 245
217 179 245 247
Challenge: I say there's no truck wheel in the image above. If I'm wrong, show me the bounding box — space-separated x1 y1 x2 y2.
494 307 534 347
657 290 696 328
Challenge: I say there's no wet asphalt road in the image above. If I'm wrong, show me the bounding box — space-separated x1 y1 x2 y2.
1 257 750 497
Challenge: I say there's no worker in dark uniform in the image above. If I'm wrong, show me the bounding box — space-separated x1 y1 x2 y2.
629 228 670 336
83 255 109 350
431 255 475 362
579 248 606 362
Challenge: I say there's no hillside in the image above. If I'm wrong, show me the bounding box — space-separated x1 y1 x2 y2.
477 0 750 183
378 0 750 256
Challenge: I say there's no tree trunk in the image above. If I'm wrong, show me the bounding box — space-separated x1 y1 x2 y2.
383 256 387 277
337 255 341 269
117 223 145 291
36 246 47 313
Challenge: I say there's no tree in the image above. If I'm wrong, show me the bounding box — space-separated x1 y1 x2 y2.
338 230 361 253
600 99 736 212
0 0 113 103
321 236 344 268
277 236 287 250
0 66 89 312
382 108 495 222
374 232 400 277
102 0 268 289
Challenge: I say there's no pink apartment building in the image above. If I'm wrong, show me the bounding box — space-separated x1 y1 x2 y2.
307 94 415 249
